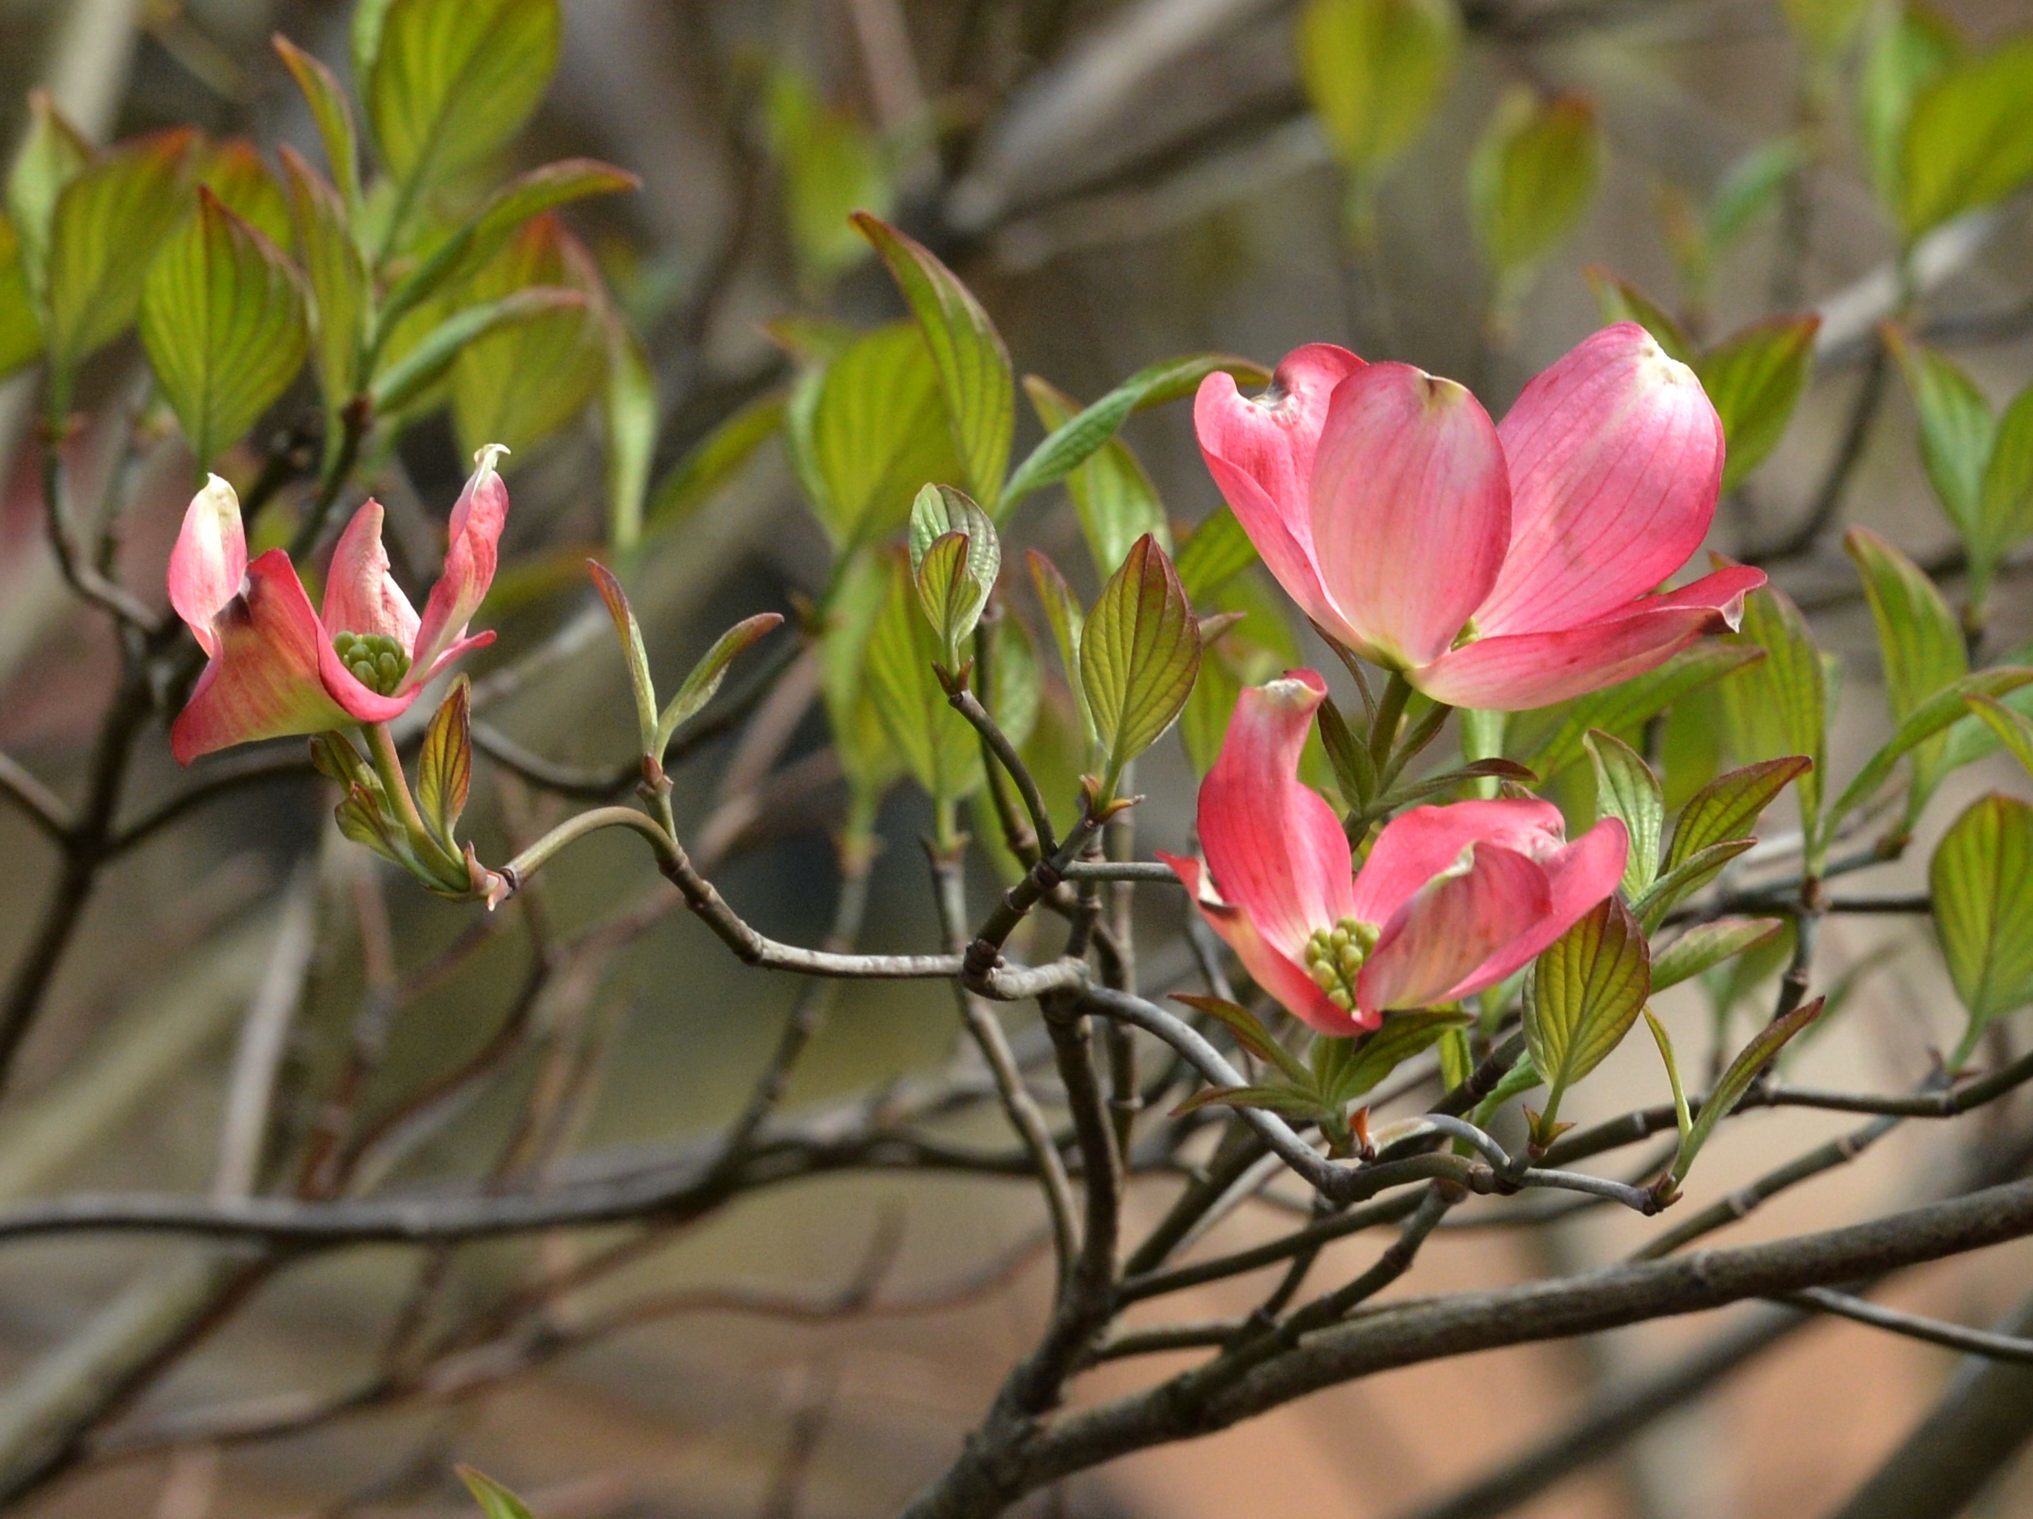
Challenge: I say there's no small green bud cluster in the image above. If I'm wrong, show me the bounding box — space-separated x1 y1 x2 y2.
333 631 412 696
1303 917 1381 1012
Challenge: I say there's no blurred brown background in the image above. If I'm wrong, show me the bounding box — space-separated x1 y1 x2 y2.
2 0 2032 1515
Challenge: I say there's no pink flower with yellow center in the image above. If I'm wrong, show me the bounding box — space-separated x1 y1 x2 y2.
1194 324 1764 709
168 445 509 763
1159 671 1627 1035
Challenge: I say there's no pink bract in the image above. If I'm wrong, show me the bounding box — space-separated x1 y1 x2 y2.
1158 671 1627 1034
168 445 510 763
1195 324 1764 708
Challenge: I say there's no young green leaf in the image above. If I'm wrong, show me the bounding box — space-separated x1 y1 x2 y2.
1965 692 2033 777
1635 837 1756 931
655 612 786 758
867 550 980 806
1298 0 1460 179
140 189 308 469
6 92 92 314
273 34 362 212
1174 993 1311 1083
1318 693 1378 812
765 69 892 292
1930 792 2033 1028
587 560 657 753
417 676 473 846
1665 755 1812 873
1584 269 1695 365
1974 383 2033 606
44 129 197 392
1172 1083 1333 1121
361 0 561 210
915 532 981 671
788 322 962 546
603 324 657 551
1523 898 1651 1129
1720 583 1826 842
1887 326 1995 538
1860 5 1963 208
1023 375 1170 576
450 216 607 459
458 1466 537 1519
853 212 1014 510
646 389 785 531
1314 1008 1472 1106
1174 509 1259 600
1004 354 1265 507
1080 535 1201 786
1667 997 1827 1191
0 217 35 380
369 287 586 415
1827 667 2033 828
197 140 293 246
1650 917 1785 993
818 549 904 796
280 147 368 413
1468 89 1602 289
1510 643 1765 779
1897 37 2033 240
1641 1007 1692 1143
1705 137 1810 257
1844 526 1967 814
1699 315 1819 492
1780 0 1874 58
1585 730 1663 898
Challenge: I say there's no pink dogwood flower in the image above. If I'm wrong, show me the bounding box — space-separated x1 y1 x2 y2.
1158 671 1627 1035
169 445 510 763
1194 323 1764 709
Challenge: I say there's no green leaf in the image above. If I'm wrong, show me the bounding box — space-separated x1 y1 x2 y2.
1780 0 1875 57
1930 793 2033 1027
1665 756 1812 873
603 325 656 551
5 92 92 313
1523 898 1651 1125
458 1466 536 1519
1005 354 1266 507
362 0 561 205
1720 583 1826 842
1585 269 1694 365
1827 667 2033 828
197 139 293 247
765 70 892 291
1633 839 1755 932
656 612 786 758
1974 382 2033 601
1175 509 1258 600
44 129 197 391
1314 1009 1473 1105
370 286 586 415
1172 1083 1333 1121
1844 526 1967 813
451 216 606 458
908 485 999 666
1181 639 1243 778
1965 693 2033 777
646 389 784 531
1651 917 1785 993
417 675 473 845
1024 375 1168 577
1705 138 1811 256
0 216 42 381
140 189 308 469
1898 37 2033 239
1511 643 1765 779
1699 315 1820 492
280 148 368 412
787 321 961 546
867 550 980 805
1668 997 1827 1190
273 34 362 212
1888 326 1995 538
587 560 657 753
1468 89 1602 285
1860 5 1963 210
853 212 1014 510
1026 548 1091 741
819 549 903 795
1173 993 1311 1083
1641 1007 1692 1143
1318 694 1378 811
1298 0 1460 177
1080 535 1201 784
1585 730 1663 898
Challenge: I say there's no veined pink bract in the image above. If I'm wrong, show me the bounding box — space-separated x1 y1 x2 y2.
1195 323 1764 708
1159 671 1627 1034
168 445 510 763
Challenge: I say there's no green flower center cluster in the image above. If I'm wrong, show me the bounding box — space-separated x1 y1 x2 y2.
333 631 412 696
1302 917 1381 1013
